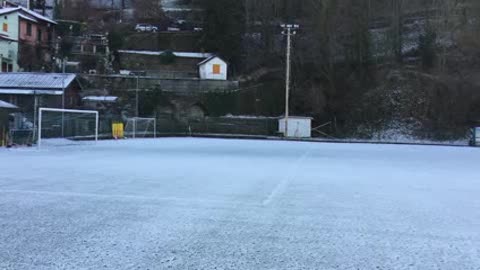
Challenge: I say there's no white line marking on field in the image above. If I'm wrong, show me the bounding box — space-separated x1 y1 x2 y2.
0 189 241 206
262 147 312 206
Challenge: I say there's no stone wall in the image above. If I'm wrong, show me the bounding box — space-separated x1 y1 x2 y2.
82 75 239 94
119 53 201 74
124 32 202 52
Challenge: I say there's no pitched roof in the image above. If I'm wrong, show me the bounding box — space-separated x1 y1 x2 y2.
0 33 17 42
0 7 56 24
197 55 227 66
0 89 63 95
0 7 21 16
118 50 214 59
18 12 38 23
0 99 18 109
83 96 118 102
19 7 56 24
0 73 77 90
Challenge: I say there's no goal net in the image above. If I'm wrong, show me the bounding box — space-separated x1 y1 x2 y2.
124 117 157 138
38 108 99 147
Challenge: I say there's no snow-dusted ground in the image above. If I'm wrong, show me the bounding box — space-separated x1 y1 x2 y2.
1 138 480 269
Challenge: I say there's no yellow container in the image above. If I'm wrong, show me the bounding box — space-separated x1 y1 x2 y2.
112 122 124 139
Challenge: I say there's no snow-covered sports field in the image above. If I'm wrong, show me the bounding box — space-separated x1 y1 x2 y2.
1 138 479 269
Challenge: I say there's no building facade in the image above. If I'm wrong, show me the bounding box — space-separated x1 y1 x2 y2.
0 8 20 72
198 56 227 81
0 6 56 72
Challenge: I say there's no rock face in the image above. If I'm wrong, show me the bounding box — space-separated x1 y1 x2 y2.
350 68 480 140
88 0 132 9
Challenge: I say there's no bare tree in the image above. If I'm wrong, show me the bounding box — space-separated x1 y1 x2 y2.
133 0 164 23
60 0 96 22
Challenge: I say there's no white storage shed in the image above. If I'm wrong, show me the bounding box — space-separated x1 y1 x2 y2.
278 116 312 138
198 56 228 80
474 127 480 146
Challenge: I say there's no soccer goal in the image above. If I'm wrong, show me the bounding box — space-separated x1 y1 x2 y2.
38 108 99 147
124 117 157 138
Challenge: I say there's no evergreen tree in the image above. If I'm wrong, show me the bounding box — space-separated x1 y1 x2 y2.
53 0 61 20
200 0 245 71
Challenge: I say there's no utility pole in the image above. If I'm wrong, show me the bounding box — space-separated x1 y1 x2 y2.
133 76 139 139
136 76 139 118
61 61 65 138
32 91 38 144
281 24 299 137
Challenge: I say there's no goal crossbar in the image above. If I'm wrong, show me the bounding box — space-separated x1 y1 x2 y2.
125 117 157 139
38 107 99 147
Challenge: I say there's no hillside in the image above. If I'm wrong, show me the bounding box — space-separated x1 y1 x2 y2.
51 0 480 141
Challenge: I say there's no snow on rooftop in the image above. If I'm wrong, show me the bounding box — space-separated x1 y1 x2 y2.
0 7 56 24
0 33 17 41
18 12 38 23
0 7 20 15
83 96 119 102
0 89 63 95
0 99 18 109
0 73 76 90
118 50 214 59
19 7 56 24
197 55 225 66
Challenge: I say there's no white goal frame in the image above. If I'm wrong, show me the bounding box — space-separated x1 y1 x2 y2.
38 107 99 147
125 117 157 139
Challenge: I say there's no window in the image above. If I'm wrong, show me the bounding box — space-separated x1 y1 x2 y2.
7 64 12 72
26 23 32 36
1 62 7 72
37 29 42 42
212 64 221 74
2 23 7 32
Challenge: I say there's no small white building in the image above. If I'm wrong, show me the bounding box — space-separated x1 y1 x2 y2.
279 116 312 138
474 127 480 146
198 56 228 81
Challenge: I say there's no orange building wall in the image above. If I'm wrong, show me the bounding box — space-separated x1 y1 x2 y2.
19 19 53 45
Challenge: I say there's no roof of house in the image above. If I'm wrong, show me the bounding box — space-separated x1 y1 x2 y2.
0 7 19 16
0 73 77 91
20 6 56 24
197 55 227 66
0 89 64 95
82 96 118 102
0 7 56 24
279 116 314 120
18 12 38 23
118 50 214 59
0 99 18 109
0 33 17 42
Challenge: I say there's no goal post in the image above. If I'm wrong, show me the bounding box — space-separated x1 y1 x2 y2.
38 108 99 147
124 117 157 139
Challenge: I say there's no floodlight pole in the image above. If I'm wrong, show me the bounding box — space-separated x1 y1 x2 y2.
281 24 299 137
